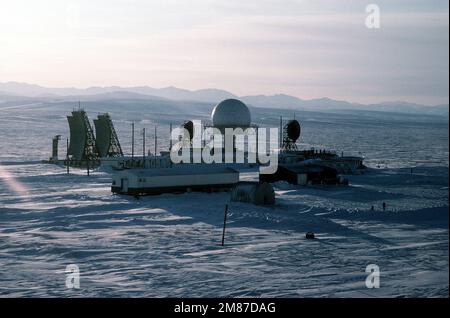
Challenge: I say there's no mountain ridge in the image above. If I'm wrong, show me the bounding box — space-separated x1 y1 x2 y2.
0 81 447 116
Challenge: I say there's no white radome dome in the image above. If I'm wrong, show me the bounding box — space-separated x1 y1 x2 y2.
211 99 251 129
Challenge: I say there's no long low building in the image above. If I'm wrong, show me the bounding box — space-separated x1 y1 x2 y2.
112 166 239 195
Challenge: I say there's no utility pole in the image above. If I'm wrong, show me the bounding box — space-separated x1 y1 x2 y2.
143 128 146 159
154 126 157 156
279 116 283 150
131 122 135 159
169 123 172 151
66 138 70 174
86 155 90 176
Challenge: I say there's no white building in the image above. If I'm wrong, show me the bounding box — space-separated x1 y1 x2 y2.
112 166 239 195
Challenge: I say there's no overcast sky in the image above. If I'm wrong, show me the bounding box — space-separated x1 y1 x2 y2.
0 0 448 105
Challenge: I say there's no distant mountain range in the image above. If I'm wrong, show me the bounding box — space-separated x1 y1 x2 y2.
0 81 448 116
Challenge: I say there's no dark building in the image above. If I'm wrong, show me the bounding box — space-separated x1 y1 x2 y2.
260 164 340 186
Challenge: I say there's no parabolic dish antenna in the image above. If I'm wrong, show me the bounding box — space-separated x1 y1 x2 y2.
285 119 301 142
182 120 194 140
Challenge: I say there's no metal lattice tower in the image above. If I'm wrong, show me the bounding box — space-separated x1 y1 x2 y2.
67 109 99 162
108 115 123 157
94 113 123 157
81 111 99 161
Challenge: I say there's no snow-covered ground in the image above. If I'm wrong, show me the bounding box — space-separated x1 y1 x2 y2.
0 100 448 297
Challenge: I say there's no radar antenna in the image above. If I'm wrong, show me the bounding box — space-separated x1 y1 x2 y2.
281 119 301 152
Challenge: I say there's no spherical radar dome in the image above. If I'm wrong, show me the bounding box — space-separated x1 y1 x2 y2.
211 99 251 129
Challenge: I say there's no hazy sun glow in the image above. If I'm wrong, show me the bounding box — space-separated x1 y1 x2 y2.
0 164 29 200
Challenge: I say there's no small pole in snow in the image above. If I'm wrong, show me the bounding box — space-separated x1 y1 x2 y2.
221 204 229 246
86 156 90 176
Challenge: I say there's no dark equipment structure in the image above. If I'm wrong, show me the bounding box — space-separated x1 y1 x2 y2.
66 110 100 167
230 181 275 205
49 135 61 162
260 164 340 186
277 117 365 174
93 113 123 158
181 120 194 144
281 119 301 152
